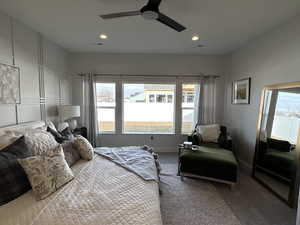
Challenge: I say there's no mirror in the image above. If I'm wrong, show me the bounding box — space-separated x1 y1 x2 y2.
253 82 300 208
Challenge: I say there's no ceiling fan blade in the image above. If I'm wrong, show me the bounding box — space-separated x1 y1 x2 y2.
157 13 186 32
147 0 162 7
100 11 141 19
142 0 161 12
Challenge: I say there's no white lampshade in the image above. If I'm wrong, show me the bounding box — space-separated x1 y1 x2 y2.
58 105 80 121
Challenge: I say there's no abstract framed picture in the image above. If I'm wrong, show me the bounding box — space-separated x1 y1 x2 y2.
0 62 20 104
232 77 251 104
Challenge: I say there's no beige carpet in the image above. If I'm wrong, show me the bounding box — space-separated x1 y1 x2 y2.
159 163 241 225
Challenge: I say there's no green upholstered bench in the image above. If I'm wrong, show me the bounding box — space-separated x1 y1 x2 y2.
179 145 238 186
178 126 238 187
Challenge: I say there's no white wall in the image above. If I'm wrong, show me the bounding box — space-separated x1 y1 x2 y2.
70 53 226 151
0 11 72 127
223 15 300 170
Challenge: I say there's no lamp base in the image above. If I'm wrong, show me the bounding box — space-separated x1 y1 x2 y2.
68 119 78 131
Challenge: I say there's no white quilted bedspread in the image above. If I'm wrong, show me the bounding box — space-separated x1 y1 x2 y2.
0 155 162 225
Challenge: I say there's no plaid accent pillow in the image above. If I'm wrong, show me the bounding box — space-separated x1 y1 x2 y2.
0 136 32 206
47 126 74 144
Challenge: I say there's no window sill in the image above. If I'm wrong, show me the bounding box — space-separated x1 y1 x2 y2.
98 133 190 136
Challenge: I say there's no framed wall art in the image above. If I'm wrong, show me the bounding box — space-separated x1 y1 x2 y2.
0 62 20 104
232 77 251 104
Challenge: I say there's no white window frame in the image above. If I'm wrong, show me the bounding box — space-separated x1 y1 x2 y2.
95 76 202 135
96 82 117 134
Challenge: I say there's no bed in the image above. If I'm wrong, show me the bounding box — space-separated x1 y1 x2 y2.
0 121 162 225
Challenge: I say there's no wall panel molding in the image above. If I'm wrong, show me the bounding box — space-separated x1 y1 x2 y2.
0 12 71 127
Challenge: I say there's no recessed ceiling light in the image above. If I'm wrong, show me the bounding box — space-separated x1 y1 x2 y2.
192 35 199 41
99 34 108 39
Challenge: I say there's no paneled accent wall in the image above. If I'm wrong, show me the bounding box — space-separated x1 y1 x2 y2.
0 12 71 127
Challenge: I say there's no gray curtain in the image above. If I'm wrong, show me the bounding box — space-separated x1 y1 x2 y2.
82 73 98 147
194 84 201 127
199 76 217 125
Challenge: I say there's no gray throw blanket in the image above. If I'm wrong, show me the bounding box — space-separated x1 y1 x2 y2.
94 146 161 182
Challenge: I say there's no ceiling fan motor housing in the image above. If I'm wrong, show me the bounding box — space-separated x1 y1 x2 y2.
140 4 159 20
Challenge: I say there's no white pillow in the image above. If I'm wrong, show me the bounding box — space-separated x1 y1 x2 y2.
196 124 221 143
46 120 57 132
73 135 94 160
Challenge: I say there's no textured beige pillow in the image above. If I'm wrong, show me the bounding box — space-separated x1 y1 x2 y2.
196 124 221 143
6 129 58 155
18 146 74 200
24 130 58 155
73 135 94 160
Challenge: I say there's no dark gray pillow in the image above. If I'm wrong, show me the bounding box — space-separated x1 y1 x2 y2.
0 136 32 206
47 126 66 143
60 127 74 140
61 141 80 166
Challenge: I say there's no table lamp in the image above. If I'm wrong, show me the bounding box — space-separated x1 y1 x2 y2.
58 105 81 131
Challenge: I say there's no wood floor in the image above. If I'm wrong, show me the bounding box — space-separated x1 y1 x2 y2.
158 153 297 225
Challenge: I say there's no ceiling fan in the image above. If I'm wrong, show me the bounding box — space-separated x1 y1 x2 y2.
99 0 186 32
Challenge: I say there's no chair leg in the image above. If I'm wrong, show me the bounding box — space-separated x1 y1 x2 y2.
180 176 184 181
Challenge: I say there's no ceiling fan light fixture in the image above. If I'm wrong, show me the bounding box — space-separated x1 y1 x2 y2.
141 11 159 20
192 35 199 41
99 34 108 39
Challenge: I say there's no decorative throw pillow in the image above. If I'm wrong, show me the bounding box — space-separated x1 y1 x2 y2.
23 130 59 155
18 146 74 200
61 140 81 166
196 124 221 143
0 132 22 150
0 136 32 206
73 135 94 160
267 138 292 152
46 126 69 144
60 127 74 140
47 126 74 144
46 120 57 132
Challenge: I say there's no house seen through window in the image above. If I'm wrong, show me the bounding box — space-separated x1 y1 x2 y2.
123 84 175 133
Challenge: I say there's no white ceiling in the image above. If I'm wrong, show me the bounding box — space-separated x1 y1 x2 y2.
0 0 299 54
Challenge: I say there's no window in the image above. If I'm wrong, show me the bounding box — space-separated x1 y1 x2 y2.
187 93 195 103
149 94 155 103
156 94 166 103
167 95 173 103
271 91 300 144
96 83 116 133
123 84 175 133
181 84 200 134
